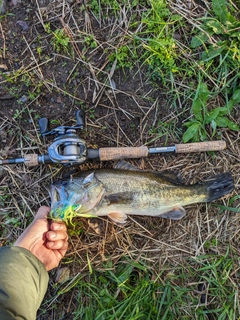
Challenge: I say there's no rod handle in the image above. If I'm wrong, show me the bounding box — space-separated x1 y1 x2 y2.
175 140 226 153
99 146 148 161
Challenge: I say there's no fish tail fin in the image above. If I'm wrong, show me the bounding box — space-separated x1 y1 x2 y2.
204 172 234 202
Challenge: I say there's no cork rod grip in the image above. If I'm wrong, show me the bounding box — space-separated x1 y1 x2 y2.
99 146 149 161
175 140 226 153
24 154 39 166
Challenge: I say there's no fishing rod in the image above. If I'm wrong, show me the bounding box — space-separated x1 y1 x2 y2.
0 110 226 167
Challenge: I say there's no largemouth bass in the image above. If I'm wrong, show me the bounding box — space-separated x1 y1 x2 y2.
50 165 234 224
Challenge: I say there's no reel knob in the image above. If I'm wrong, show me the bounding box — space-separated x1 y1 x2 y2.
39 118 49 135
76 110 85 128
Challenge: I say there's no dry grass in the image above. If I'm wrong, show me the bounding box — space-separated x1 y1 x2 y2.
0 0 240 318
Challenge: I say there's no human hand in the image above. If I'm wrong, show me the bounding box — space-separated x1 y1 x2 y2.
14 206 68 271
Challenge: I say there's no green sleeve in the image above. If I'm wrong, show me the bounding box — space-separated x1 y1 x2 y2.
0 246 49 320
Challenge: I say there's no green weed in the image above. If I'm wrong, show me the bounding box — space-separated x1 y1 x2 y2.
13 108 23 119
213 194 240 214
108 44 138 70
50 119 61 125
139 0 181 78
180 0 240 140
105 0 181 77
44 22 71 54
182 82 240 142
190 0 240 95
84 35 97 50
51 29 70 54
89 109 96 119
89 0 122 17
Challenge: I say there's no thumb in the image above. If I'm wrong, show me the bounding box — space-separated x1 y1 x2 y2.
34 206 50 221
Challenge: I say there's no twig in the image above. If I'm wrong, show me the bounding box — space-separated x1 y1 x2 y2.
0 22 6 58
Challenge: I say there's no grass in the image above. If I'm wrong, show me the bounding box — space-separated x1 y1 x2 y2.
0 0 239 319
39 250 240 319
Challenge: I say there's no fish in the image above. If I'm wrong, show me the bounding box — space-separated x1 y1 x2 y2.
50 162 234 224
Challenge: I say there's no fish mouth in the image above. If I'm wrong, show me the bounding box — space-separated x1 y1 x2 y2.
50 180 105 213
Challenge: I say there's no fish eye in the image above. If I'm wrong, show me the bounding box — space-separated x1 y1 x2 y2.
61 180 68 186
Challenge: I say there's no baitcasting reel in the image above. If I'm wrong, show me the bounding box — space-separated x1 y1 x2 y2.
39 110 87 165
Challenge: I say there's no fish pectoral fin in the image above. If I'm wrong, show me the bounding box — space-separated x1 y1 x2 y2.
160 207 186 220
108 212 128 224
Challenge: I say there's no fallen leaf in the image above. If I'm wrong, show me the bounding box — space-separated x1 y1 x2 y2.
55 267 70 283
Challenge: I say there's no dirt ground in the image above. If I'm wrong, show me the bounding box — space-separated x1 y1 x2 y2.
0 0 240 319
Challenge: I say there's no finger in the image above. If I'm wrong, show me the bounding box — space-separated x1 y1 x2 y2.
46 239 68 251
50 221 67 232
34 206 51 220
46 230 68 242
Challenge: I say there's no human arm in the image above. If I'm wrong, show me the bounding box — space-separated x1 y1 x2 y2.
0 206 68 320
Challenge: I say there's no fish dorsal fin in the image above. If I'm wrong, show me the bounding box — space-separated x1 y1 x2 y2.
114 161 184 185
156 171 184 185
106 192 133 204
113 160 140 171
160 207 186 220
108 212 128 224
